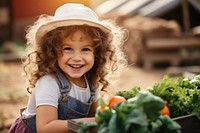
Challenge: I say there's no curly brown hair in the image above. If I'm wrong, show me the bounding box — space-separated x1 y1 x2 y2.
23 15 127 93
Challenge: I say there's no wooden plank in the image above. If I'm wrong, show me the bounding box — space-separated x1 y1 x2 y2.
146 37 200 50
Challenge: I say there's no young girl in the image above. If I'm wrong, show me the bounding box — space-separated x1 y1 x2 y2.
8 3 127 133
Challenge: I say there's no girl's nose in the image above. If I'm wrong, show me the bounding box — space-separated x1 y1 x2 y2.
72 51 82 60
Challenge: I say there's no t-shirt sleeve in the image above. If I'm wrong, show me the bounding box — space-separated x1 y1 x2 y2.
35 75 60 108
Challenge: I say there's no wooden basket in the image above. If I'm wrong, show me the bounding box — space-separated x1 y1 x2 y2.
68 118 97 133
172 114 200 133
68 114 200 133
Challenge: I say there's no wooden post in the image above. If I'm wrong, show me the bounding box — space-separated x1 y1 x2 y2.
181 0 191 36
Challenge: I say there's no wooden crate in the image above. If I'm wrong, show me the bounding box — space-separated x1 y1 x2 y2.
68 115 200 133
68 119 82 133
68 118 97 133
172 114 200 133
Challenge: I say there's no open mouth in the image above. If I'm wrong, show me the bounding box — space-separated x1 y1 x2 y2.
69 64 84 68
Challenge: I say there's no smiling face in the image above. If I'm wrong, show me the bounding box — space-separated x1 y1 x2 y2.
57 29 95 84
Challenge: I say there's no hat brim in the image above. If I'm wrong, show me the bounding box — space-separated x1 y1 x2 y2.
36 19 112 44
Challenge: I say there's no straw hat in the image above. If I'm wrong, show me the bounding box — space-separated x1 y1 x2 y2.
36 3 112 44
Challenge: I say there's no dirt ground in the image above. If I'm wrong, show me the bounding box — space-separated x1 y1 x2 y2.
0 61 166 132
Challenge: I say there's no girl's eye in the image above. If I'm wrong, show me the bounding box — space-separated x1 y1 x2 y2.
63 47 72 51
82 48 91 51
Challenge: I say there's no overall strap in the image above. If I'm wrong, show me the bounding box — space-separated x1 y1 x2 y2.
88 81 96 103
55 69 71 102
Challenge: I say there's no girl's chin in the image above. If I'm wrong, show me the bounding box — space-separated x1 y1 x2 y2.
69 75 82 79
67 73 84 79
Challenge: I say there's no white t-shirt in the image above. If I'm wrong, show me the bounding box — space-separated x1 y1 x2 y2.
22 75 99 119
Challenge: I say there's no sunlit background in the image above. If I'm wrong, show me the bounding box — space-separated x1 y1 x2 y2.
1 0 200 132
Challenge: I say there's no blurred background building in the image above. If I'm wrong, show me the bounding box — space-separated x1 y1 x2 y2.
0 0 200 69
95 0 200 69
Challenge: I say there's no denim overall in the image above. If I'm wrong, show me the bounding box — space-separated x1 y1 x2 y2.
25 70 96 133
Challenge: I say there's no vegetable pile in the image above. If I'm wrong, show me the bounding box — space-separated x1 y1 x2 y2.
79 75 200 133
79 91 181 133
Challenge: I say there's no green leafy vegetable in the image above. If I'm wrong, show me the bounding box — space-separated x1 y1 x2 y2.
116 86 140 99
149 75 200 118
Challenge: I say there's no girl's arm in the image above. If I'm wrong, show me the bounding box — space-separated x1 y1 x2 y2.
36 103 98 133
36 105 69 133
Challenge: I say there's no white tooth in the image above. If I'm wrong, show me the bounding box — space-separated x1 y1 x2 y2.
72 65 80 68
